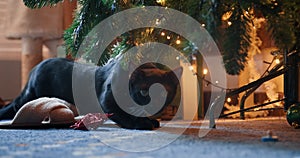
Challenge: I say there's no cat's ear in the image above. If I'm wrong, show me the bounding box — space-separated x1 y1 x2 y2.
171 67 183 79
166 67 183 84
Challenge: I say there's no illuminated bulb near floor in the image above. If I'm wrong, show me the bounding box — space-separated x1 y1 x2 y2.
161 32 165 36
275 59 280 64
203 68 208 75
156 0 165 5
227 97 232 103
176 39 181 45
156 19 161 25
167 35 171 40
192 55 197 61
222 11 232 21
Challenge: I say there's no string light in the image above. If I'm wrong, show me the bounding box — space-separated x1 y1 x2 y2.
203 68 208 75
201 23 206 27
227 97 232 103
227 21 232 26
167 35 171 40
161 32 165 36
191 55 197 61
156 0 166 6
188 66 194 71
222 11 233 21
176 39 181 45
156 19 161 25
275 58 280 64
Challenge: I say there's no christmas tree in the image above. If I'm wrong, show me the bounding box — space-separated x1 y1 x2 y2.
23 0 300 75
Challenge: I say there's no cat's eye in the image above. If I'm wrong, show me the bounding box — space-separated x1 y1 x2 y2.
140 90 149 96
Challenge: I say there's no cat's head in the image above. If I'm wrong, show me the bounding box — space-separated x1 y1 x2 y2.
129 63 182 115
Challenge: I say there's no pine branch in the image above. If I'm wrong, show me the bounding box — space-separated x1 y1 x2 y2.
23 0 65 8
64 0 114 62
222 4 252 75
259 0 296 50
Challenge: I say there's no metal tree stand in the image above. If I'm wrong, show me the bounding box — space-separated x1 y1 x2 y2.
209 49 299 128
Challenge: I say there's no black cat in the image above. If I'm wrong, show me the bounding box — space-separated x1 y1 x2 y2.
0 57 182 130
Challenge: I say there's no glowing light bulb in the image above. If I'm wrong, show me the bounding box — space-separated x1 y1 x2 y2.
192 55 197 61
156 19 161 25
161 32 165 36
275 59 280 64
222 11 233 21
167 35 171 40
189 66 194 71
227 21 232 26
176 56 180 60
227 97 232 103
156 0 165 5
176 39 181 45
201 23 206 27
215 80 219 84
203 68 208 75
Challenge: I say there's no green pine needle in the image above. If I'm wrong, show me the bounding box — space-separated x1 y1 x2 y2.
23 0 64 8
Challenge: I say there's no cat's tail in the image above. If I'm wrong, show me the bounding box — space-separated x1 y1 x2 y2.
0 83 36 120
0 102 16 120
0 97 6 108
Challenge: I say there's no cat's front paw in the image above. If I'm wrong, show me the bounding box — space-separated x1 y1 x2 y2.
134 118 159 130
150 119 160 128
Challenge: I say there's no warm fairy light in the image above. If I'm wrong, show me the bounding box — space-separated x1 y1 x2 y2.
167 35 171 40
201 23 206 27
275 58 280 64
161 32 166 36
176 39 181 45
227 21 232 26
176 56 180 60
189 66 194 71
227 97 232 103
156 18 161 25
156 0 166 6
215 80 219 84
222 11 233 21
203 68 208 75
191 55 197 61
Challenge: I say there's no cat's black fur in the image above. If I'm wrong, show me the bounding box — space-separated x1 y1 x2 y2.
0 57 182 130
